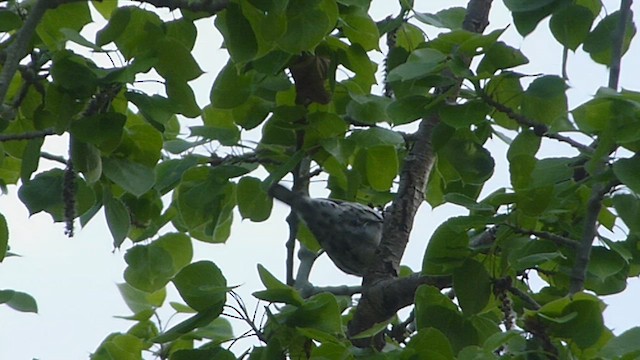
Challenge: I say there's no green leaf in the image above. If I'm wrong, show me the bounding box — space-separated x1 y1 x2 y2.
585 246 628 295
20 138 43 183
190 317 235 342
125 92 175 128
18 169 96 221
348 127 404 148
50 51 99 97
439 137 495 185
96 6 164 60
155 233 193 271
116 283 166 315
533 293 604 349
386 95 430 125
153 38 203 82
507 130 540 190
549 5 594 50
104 193 131 248
365 146 398 191
414 7 466 30
415 285 479 352
171 348 236 360
166 18 197 50
386 48 446 82
277 0 337 53
71 139 102 184
91 0 117 19
36 2 91 49
303 112 348 148
485 72 524 130
439 101 491 129
154 156 200 195
511 2 559 36
210 62 253 109
613 155 640 195
406 328 455 360
123 233 191 292
0 290 38 313
152 306 223 343
290 293 343 334
340 8 380 51
123 244 175 292
91 333 144 359
584 11 637 66
346 94 392 124
599 327 640 359
231 96 273 130
200 105 241 146
215 2 258 63
477 42 529 75
122 122 163 168
423 217 475 275
175 167 234 231
612 194 640 234
453 259 492 315
173 261 227 312
59 28 102 51
237 177 273 222
504 0 555 12
103 157 155 197
0 10 22 32
166 80 201 119
70 113 126 149
521 75 568 126
254 264 304 306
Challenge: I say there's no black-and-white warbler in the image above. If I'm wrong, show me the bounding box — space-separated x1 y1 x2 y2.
269 184 384 276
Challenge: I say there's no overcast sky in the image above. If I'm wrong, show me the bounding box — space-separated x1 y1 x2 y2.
1 1 639 358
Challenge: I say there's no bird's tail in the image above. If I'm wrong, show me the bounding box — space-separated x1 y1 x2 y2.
268 184 298 206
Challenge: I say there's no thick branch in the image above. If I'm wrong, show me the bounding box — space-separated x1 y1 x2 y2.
0 0 48 106
348 275 451 340
569 0 631 294
608 0 633 90
348 0 493 347
569 184 607 294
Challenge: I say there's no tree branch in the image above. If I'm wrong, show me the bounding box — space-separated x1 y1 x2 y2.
511 227 580 250
0 0 49 107
41 151 68 165
0 129 55 142
608 0 633 90
52 0 229 13
481 92 593 153
569 183 608 295
348 0 493 347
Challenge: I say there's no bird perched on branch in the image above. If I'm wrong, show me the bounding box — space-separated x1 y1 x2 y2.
269 184 384 276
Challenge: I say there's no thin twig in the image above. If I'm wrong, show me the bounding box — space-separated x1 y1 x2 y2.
40 151 68 165
52 0 229 13
507 284 541 310
510 227 580 250
569 184 608 294
481 93 593 153
303 284 362 297
0 128 55 142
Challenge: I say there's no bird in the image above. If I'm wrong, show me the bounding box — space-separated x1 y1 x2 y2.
269 184 384 276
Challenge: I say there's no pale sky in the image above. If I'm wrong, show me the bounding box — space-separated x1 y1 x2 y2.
1 1 639 358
